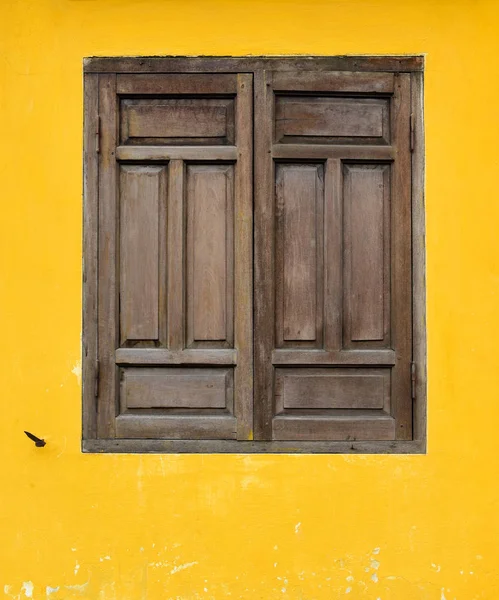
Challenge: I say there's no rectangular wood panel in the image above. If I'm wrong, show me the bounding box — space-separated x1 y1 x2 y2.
272 414 395 441
120 98 234 146
186 164 234 348
275 97 390 145
275 368 390 411
275 164 323 347
121 367 232 409
119 165 167 345
343 164 390 346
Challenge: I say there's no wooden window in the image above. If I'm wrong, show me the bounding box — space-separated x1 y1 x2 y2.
83 56 426 454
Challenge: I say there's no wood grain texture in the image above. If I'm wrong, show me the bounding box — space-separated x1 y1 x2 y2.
82 72 99 440
97 73 118 438
116 146 238 161
115 414 237 439
166 160 184 351
116 73 238 94
83 57 425 452
272 144 395 160
343 164 390 346
272 70 395 93
275 96 390 145
390 73 413 440
275 368 390 411
119 166 166 344
84 439 425 454
86 56 424 74
233 73 253 440
271 349 396 365
253 70 275 440
411 71 427 448
272 413 395 441
116 348 237 365
121 367 232 409
120 98 234 146
275 164 323 347
186 165 234 347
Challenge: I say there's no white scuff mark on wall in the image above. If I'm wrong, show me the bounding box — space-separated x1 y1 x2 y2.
170 561 198 575
441 589 447 600
371 560 380 570
4 585 11 594
74 561 80 575
21 582 33 598
46 586 60 596
345 586 352 593
372 547 380 555
71 361 82 385
431 563 441 572
371 573 378 583
294 522 301 534
99 556 111 562
273 563 278 568
346 576 354 583
65 583 88 593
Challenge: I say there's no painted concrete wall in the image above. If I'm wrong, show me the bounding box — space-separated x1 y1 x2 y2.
2 0 499 598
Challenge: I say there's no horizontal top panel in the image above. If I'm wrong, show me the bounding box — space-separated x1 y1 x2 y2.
272 71 394 93
117 73 238 95
85 55 424 73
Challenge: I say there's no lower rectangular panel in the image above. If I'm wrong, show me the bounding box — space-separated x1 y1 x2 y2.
115 414 237 439
272 414 396 441
275 367 390 411
121 367 233 409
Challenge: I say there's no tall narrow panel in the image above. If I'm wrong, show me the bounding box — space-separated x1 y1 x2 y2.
187 165 234 347
344 164 390 344
120 166 166 343
276 164 323 346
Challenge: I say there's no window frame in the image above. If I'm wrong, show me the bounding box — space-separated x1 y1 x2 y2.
82 55 426 454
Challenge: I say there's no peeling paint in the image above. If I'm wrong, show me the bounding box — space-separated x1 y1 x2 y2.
71 360 81 385
45 586 59 596
170 561 198 575
21 583 33 598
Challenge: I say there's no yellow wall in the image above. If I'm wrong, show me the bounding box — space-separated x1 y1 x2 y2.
2 0 499 598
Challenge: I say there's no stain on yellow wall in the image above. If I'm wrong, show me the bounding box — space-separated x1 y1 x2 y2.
2 0 499 598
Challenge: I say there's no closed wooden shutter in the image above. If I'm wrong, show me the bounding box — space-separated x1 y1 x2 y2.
95 73 253 440
254 70 413 441
83 57 423 452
